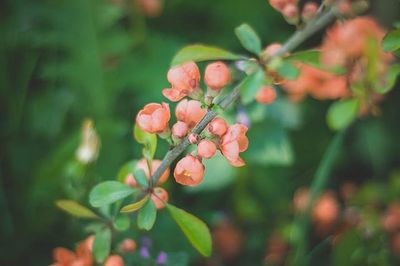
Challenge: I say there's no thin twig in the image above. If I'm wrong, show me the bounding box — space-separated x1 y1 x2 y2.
151 7 339 185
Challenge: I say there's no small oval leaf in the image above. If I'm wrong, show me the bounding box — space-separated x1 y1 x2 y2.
134 124 157 161
134 168 149 188
89 181 136 208
171 44 242 66
240 68 266 104
382 29 400 52
93 227 112 263
137 199 157 231
113 215 131 231
120 195 150 213
327 99 359 130
166 204 212 257
235 23 262 55
276 60 300 80
55 200 99 219
374 64 400 94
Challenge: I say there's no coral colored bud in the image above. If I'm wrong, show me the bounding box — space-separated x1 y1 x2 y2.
312 192 339 226
208 117 228 137
163 61 201 102
175 99 207 128
136 102 170 134
188 133 199 144
337 0 353 16
151 187 169 209
282 4 299 25
269 0 298 12
174 155 205 186
120 239 137 253
124 174 136 187
261 43 287 63
256 86 277 105
135 0 164 18
104 255 124 266
220 124 249 167
197 140 217 159
204 61 231 91
125 159 169 187
171 121 189 138
302 2 318 21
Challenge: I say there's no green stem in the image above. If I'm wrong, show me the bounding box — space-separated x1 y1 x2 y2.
291 128 348 266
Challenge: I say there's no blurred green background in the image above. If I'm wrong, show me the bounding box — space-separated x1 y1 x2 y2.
1 0 400 265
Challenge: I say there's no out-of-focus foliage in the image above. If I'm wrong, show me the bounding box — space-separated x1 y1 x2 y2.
1 0 400 265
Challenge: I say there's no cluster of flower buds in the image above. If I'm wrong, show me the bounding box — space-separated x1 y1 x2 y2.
135 60 249 188
282 17 393 103
268 0 319 25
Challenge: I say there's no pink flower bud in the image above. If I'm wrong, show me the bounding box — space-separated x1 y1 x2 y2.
208 117 228 137
220 124 249 167
312 192 339 226
204 61 231 91
171 121 189 138
188 133 199 144
124 159 169 187
135 0 164 18
175 99 206 128
151 187 169 209
174 155 205 186
302 2 318 21
104 255 124 266
163 61 201 102
136 102 170 134
120 239 137 253
269 0 298 12
256 86 277 105
197 140 217 159
264 43 283 58
282 4 299 25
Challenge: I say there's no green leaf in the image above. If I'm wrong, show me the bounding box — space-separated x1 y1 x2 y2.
120 195 150 213
137 199 157 230
287 50 346 74
286 50 321 67
234 23 262 55
382 29 400 52
117 160 137 182
171 44 242 66
276 60 300 80
239 68 266 104
134 168 149 188
55 200 99 219
113 215 131 231
166 204 212 257
374 64 400 94
327 99 359 130
89 181 136 207
134 124 157 161
93 227 112 263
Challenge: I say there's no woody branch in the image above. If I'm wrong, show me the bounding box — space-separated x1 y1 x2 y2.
151 6 338 185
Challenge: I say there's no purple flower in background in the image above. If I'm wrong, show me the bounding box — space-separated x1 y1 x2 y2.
236 108 251 128
156 251 168 265
140 246 150 259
